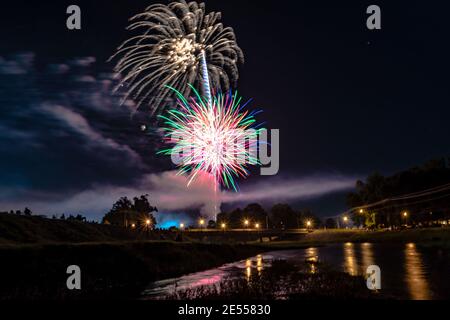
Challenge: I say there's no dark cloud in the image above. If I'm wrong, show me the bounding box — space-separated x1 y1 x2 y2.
39 103 144 167
0 53 357 221
0 52 35 75
0 53 159 197
68 57 96 68
1 0 450 222
0 170 356 221
47 64 71 74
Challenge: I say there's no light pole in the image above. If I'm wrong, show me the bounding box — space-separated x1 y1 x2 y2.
243 219 250 243
255 223 261 242
199 219 205 230
358 209 365 228
145 219 151 238
402 211 408 226
343 216 349 229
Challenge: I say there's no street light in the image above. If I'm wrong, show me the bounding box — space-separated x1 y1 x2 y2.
180 223 185 229
199 219 205 229
359 209 364 214
402 211 408 225
131 223 136 229
244 219 249 228
306 220 312 229
255 223 260 229
342 216 349 229
145 219 151 238
221 223 226 232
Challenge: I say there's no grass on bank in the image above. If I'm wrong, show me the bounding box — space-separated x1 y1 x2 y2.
165 260 384 300
252 227 450 249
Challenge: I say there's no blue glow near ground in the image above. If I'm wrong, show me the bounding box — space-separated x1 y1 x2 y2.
155 212 193 229
159 219 180 229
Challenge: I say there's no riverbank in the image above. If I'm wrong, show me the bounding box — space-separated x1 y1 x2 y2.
1 212 449 300
0 241 265 300
255 227 450 249
0 213 185 244
165 259 379 300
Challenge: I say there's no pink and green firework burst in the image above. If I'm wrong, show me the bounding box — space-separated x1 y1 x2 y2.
158 85 263 191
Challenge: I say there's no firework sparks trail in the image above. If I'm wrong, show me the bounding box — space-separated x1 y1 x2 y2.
110 0 243 116
158 85 263 194
200 51 212 107
110 1 248 218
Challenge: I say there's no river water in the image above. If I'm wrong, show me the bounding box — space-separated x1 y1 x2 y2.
142 243 449 300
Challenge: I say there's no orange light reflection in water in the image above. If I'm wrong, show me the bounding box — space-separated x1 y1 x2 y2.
404 243 431 300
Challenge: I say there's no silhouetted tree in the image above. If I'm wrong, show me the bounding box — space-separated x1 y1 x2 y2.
347 157 450 227
132 194 157 215
66 214 87 222
351 211 365 227
102 195 158 228
325 218 337 229
243 203 268 228
216 211 228 227
300 209 322 228
23 207 32 216
270 204 298 229
229 208 244 228
207 220 216 229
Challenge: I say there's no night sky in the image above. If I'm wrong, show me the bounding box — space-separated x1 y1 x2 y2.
1 0 449 223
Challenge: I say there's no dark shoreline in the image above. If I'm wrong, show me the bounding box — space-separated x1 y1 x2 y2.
1 211 448 300
0 241 267 300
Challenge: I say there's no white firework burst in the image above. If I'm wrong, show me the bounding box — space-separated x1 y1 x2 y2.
110 0 244 115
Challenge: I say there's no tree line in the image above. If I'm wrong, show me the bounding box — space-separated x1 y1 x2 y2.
102 194 158 229
346 157 450 228
216 203 321 229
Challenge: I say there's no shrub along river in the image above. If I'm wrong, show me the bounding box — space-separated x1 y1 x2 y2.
142 242 449 300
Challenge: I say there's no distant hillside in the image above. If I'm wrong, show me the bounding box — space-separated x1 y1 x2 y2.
0 213 174 244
